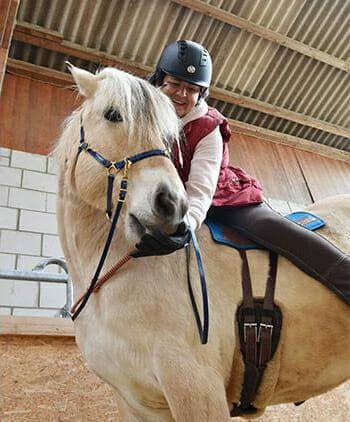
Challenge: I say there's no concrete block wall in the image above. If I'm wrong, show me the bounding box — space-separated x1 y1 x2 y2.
0 148 306 318
0 147 65 317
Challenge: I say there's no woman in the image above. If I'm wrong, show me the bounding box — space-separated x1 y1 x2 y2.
135 40 349 305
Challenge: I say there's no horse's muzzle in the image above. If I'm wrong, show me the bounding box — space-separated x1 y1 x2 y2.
153 182 188 225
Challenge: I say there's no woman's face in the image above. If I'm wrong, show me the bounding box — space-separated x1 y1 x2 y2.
161 75 201 117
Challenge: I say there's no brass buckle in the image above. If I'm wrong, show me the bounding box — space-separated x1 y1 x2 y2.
107 163 120 175
118 187 128 203
123 159 132 178
164 148 171 158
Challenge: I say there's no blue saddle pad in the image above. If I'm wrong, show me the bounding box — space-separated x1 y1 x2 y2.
205 211 326 251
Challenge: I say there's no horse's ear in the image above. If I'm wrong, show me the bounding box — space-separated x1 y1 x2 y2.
66 62 97 98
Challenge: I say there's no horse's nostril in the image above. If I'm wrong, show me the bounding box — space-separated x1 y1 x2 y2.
155 190 176 218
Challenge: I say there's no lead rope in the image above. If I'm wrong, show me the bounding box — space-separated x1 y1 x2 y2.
70 253 132 314
71 120 172 320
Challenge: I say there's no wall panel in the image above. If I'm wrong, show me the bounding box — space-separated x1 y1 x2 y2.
230 133 313 204
0 73 79 155
295 151 350 202
1 73 349 205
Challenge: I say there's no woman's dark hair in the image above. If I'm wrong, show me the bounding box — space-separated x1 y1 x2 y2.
147 69 166 87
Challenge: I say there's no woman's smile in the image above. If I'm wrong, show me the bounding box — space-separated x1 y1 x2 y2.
161 75 200 117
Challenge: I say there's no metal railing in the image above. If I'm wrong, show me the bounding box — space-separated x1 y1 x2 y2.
0 258 73 318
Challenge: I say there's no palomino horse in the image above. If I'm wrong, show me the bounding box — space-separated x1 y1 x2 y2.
55 64 350 421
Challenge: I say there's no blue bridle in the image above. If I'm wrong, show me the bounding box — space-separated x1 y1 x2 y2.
78 122 171 219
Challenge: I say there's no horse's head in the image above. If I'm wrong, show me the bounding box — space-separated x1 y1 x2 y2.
57 64 188 244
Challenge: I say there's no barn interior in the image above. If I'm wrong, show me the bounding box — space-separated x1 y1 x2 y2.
0 1 349 420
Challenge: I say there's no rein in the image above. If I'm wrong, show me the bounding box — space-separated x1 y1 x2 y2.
70 118 209 344
185 228 209 344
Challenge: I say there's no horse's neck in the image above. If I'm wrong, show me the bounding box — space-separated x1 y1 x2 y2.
62 193 130 294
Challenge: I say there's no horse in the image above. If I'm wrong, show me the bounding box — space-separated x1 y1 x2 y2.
55 64 350 421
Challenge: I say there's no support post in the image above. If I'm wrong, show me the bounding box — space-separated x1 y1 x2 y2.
0 0 19 95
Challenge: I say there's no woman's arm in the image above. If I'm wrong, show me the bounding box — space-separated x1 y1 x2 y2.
185 126 223 230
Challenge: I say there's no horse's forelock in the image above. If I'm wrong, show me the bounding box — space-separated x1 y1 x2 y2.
93 68 179 147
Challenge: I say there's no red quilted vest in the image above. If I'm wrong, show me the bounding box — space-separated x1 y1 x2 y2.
173 107 263 207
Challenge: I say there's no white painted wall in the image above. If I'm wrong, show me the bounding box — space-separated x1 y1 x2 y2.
0 147 65 317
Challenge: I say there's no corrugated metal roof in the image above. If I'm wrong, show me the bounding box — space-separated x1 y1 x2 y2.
9 0 350 152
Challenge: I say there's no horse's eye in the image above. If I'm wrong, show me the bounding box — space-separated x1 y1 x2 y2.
104 108 123 122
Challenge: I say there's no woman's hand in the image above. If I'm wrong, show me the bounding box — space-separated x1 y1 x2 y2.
131 223 191 258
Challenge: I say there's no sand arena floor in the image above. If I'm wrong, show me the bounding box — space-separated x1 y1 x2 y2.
1 335 349 421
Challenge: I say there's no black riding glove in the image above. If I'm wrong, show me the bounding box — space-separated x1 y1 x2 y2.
131 223 191 258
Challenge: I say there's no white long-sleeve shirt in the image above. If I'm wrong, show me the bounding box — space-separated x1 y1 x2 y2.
180 101 223 230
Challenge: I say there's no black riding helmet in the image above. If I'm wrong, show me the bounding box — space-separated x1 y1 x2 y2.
148 40 212 101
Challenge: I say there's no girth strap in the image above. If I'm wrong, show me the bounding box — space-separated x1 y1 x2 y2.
259 252 278 367
239 250 257 367
231 250 281 416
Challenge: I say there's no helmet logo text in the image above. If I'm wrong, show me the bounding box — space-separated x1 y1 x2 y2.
187 65 196 73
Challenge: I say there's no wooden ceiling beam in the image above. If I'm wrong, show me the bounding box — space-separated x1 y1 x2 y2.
10 23 350 138
0 0 19 48
7 58 73 86
172 0 350 73
214 87 350 139
13 22 149 77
